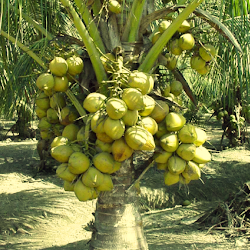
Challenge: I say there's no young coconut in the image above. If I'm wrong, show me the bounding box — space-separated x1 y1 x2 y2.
83 92 106 113
66 56 84 76
103 117 125 140
169 39 183 55
150 100 169 123
51 145 74 163
165 112 186 131
199 44 216 62
178 124 197 144
106 98 128 120
167 155 186 175
111 138 134 162
164 170 180 186
62 123 80 141
56 163 77 182
176 143 196 161
53 76 69 92
139 95 155 117
68 152 90 174
122 88 144 111
122 109 139 126
35 92 50 110
170 80 183 97
190 55 206 70
81 167 104 188
74 180 94 202
178 33 195 50
160 133 179 153
36 73 55 91
49 57 68 76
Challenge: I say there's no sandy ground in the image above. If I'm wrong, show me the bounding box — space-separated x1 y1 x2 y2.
0 117 250 249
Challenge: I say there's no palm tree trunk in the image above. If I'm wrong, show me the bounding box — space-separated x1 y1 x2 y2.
89 158 148 250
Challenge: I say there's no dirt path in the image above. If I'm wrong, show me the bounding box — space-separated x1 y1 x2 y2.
0 118 250 249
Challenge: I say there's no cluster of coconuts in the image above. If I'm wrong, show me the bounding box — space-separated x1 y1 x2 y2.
154 19 216 75
153 112 211 186
35 56 84 141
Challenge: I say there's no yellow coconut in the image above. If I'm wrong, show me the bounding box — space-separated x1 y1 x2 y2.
178 33 195 50
153 150 172 163
122 88 144 111
190 55 206 70
62 123 80 141
167 155 186 175
56 163 77 182
107 161 121 174
36 73 54 91
91 189 100 199
157 162 168 171
176 143 196 161
108 0 122 14
159 20 171 33
74 180 94 201
91 111 106 133
179 174 191 185
196 65 210 75
194 127 207 146
53 76 69 92
170 80 183 96
38 117 52 131
139 95 155 117
100 53 116 72
51 145 74 163
35 107 47 119
83 92 106 113
44 88 55 97
63 180 75 191
165 112 186 131
178 124 197 143
66 55 84 76
141 116 158 135
96 174 113 191
160 133 179 152
68 152 90 174
40 130 54 140
178 20 191 33
124 126 155 151
103 117 125 140
106 98 127 119
111 138 134 162
96 132 114 143
182 161 201 180
192 146 211 164
152 31 161 44
51 136 69 148
162 83 171 97
169 39 182 55
81 167 104 188
47 108 59 124
35 92 50 110
155 120 168 139
199 44 216 62
60 106 79 125
49 57 68 76
95 139 113 153
164 170 180 186
50 93 66 109
150 100 169 123
122 109 139 126
127 71 154 95
93 152 115 173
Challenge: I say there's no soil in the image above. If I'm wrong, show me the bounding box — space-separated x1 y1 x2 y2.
0 116 250 250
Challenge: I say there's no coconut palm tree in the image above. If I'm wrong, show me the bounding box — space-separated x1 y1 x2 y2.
0 0 242 249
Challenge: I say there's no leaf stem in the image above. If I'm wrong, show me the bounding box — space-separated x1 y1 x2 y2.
0 30 47 70
60 0 107 84
74 0 106 53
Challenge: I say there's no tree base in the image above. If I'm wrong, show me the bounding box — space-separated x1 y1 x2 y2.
89 158 148 250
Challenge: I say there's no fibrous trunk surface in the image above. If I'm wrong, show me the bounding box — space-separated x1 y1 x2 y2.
89 158 148 250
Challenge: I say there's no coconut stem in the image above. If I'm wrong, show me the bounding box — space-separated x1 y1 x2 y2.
60 0 107 85
0 30 47 70
138 0 204 73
